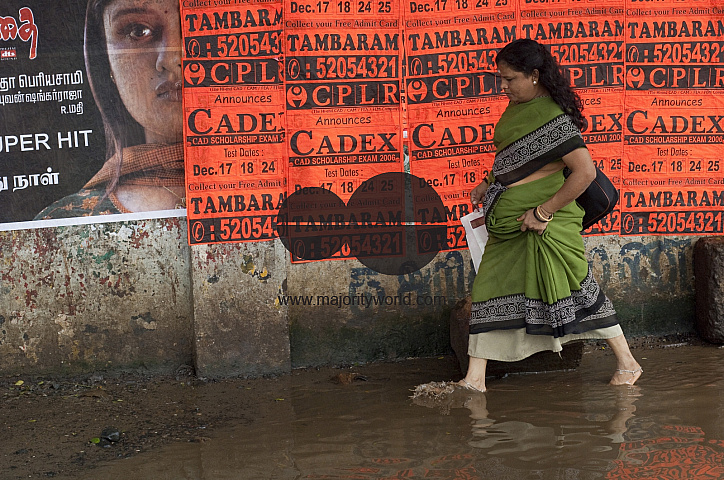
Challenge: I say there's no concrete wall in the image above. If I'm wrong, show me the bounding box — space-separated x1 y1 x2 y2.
0 218 697 377
190 240 290 377
0 220 193 374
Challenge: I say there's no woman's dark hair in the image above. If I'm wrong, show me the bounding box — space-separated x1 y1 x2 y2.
84 0 145 193
496 39 585 130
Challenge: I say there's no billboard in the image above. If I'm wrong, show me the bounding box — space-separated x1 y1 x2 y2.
3 0 724 243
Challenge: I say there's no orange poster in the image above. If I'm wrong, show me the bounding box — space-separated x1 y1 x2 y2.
522 0 625 235
622 0 724 235
181 1 286 245
579 88 624 235
171 0 724 249
404 0 513 251
283 0 406 262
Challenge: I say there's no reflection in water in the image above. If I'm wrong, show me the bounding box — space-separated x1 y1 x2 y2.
411 345 724 480
607 424 724 479
79 344 724 480
411 383 642 479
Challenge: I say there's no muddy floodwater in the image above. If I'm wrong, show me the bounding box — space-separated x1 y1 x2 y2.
62 342 724 479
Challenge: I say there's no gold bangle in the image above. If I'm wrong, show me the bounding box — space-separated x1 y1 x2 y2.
535 205 553 222
532 207 546 223
538 205 554 219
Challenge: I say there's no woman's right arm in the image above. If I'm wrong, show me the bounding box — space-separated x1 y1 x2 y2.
470 178 490 208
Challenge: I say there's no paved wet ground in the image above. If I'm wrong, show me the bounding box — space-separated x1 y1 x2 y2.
74 340 724 479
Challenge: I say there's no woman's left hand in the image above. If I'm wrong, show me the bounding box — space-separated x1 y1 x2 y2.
518 208 548 235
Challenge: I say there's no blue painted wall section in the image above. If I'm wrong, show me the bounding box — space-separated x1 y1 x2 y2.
587 236 695 336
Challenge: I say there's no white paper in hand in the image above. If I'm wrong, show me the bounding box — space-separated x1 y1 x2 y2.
460 209 488 273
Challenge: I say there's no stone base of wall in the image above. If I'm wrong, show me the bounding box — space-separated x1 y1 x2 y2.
694 237 724 344
0 221 697 378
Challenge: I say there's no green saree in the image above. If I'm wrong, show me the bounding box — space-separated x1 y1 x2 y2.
469 97 620 361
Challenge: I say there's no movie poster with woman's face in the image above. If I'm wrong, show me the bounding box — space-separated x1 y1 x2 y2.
0 0 186 230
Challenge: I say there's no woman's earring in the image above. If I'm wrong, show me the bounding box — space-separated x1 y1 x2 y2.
533 80 537 85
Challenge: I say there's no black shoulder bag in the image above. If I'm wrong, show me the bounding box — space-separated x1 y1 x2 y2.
564 167 619 231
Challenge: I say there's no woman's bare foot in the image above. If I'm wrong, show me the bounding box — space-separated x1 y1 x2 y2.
458 378 486 393
459 357 488 393
610 366 643 386
605 335 642 386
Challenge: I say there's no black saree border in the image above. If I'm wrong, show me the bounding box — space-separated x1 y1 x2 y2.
469 266 619 338
493 114 586 187
480 181 507 220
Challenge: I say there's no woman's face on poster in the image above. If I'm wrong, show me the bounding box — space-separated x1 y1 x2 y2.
103 0 183 144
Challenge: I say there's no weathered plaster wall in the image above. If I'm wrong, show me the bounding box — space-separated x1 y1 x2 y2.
0 216 697 377
286 235 697 368
0 219 193 374
287 250 471 368
586 235 695 336
190 239 290 378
